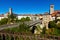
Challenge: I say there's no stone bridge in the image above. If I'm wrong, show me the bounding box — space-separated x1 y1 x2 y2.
23 19 42 27
0 20 42 30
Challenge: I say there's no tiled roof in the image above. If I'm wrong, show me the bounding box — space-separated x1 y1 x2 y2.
54 10 60 12
51 11 60 17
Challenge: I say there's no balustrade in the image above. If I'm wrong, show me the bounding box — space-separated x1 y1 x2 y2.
0 32 59 40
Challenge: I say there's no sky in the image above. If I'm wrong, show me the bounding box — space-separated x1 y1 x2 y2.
0 0 60 14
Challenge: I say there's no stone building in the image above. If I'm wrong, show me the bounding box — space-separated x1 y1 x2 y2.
42 13 52 29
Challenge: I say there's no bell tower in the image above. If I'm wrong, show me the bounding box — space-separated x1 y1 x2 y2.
9 8 12 14
50 4 54 14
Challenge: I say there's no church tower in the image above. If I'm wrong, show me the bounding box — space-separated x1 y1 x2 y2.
50 4 54 14
9 8 12 14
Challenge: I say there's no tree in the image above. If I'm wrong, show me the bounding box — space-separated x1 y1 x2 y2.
7 13 16 23
48 21 57 35
48 21 57 28
20 17 26 22
25 17 30 21
19 23 30 33
15 18 19 23
0 18 8 25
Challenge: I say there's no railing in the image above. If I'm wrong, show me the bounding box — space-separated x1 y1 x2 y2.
0 31 59 40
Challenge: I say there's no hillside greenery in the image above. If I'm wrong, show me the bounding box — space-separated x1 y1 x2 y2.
47 19 60 36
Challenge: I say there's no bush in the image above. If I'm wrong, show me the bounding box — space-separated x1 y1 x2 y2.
0 18 8 25
42 27 46 34
20 17 26 22
48 21 57 28
20 17 31 22
25 17 30 21
19 23 30 33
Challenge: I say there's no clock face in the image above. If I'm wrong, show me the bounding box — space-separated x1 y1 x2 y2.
51 6 53 8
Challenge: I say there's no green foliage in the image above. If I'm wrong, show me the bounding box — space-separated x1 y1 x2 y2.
8 13 16 23
0 14 30 25
8 14 31 23
0 18 8 25
8 13 16 20
51 28 60 36
48 21 57 28
48 28 55 35
20 17 30 22
20 17 26 22
15 18 19 23
48 20 60 36
4 23 30 33
19 23 30 33
25 17 30 21
42 27 46 34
